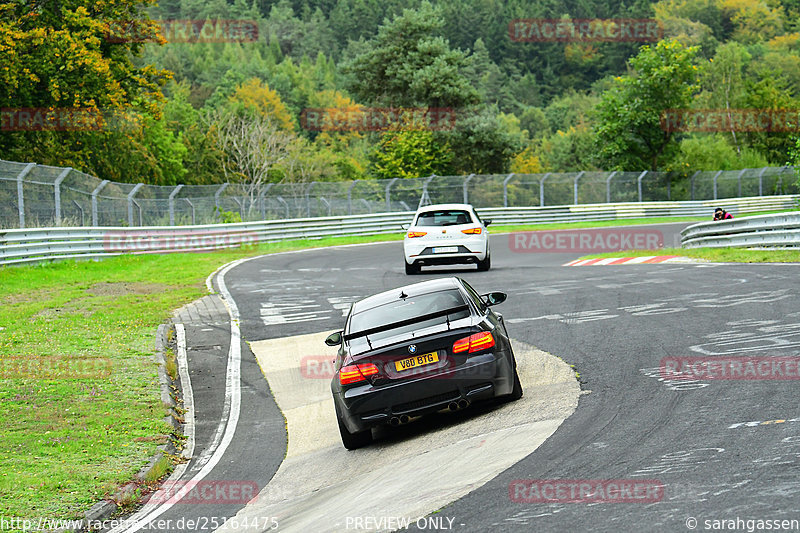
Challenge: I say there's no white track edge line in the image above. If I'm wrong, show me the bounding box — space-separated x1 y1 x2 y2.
176 324 195 462
112 258 249 533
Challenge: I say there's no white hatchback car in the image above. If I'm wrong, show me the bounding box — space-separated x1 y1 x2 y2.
402 203 492 274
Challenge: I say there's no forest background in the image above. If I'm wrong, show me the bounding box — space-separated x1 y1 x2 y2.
3 0 800 190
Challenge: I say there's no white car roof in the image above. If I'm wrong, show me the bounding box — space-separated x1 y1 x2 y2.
414 203 475 213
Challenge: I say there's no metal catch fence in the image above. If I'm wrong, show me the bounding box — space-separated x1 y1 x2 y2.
1 159 797 229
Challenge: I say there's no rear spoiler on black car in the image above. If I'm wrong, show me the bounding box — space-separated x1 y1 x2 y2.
343 304 469 341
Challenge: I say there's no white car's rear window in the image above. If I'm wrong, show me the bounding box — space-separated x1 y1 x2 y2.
415 210 472 227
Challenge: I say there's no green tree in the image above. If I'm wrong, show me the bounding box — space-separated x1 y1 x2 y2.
371 127 453 180
699 41 751 152
342 1 479 108
594 40 702 170
668 134 769 172
444 108 521 174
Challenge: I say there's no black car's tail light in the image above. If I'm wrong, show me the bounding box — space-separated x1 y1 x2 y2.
339 363 380 385
452 331 495 354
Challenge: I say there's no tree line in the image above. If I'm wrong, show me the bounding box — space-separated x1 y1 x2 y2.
2 0 800 189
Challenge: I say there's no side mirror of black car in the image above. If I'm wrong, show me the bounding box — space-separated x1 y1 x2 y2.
484 219 492 227
483 291 507 306
325 331 343 346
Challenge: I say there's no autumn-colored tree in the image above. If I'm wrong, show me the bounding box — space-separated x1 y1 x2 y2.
717 0 785 43
510 146 543 174
0 0 171 177
0 0 168 111
229 78 295 131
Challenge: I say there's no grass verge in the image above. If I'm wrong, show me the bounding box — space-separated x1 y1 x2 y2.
579 247 800 262
0 235 400 520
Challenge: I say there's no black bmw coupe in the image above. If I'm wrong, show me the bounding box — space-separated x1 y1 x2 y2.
325 277 522 449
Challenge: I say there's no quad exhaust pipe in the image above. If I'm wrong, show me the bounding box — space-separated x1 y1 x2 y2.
390 400 471 426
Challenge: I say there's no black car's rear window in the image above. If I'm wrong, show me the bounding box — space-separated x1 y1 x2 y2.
415 210 472 227
349 289 470 338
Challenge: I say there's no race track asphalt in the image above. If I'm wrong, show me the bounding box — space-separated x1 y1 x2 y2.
114 222 800 533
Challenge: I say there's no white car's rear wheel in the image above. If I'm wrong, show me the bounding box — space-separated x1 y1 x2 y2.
476 250 491 271
405 262 420 275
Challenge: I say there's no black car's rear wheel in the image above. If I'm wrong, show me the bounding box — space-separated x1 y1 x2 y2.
501 366 523 402
338 418 372 450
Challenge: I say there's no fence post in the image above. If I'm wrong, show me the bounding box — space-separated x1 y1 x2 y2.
636 170 648 203
736 168 747 198
758 167 767 196
463 173 475 204
15 163 35 228
127 183 144 226
53 167 71 226
690 170 700 200
276 196 289 218
539 172 552 207
667 173 671 200
306 181 317 217
573 171 585 205
259 183 273 220
605 171 617 203
169 184 184 226
91 180 110 227
184 198 195 225
72 200 85 226
777 165 788 194
214 183 229 219
347 180 361 215
320 197 332 216
385 178 398 212
502 173 515 207
232 197 244 220
132 199 142 226
419 175 435 209
712 170 722 200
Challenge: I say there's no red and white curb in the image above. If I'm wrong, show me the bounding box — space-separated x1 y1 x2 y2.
564 256 699 266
